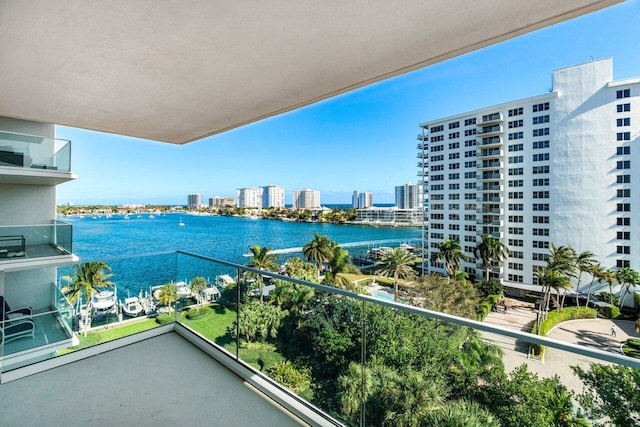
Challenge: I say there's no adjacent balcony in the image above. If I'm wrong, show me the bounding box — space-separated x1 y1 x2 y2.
0 130 75 185
417 133 429 141
417 170 428 177
477 159 503 170
416 152 429 159
477 171 503 181
477 148 504 159
476 207 503 215
0 221 76 270
417 143 428 150
478 183 503 192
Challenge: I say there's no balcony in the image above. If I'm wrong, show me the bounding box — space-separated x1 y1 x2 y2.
417 170 428 177
477 171 503 181
478 112 503 125
477 159 503 171
1 282 76 370
2 251 639 425
478 183 503 192
0 221 76 270
0 131 75 185
477 148 504 159
417 133 429 141
476 125 503 136
417 162 428 168
416 152 429 159
477 136 503 147
417 143 428 150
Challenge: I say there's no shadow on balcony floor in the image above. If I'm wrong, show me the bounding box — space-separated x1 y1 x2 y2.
0 332 307 426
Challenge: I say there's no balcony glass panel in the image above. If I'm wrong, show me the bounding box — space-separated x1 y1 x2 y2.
3 251 637 424
0 131 71 172
0 221 72 263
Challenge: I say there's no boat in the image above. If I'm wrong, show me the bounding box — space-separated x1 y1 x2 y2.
124 214 130 220
200 286 220 302
176 282 191 299
149 214 155 219
91 291 117 315
215 274 236 289
178 217 185 226
120 297 144 317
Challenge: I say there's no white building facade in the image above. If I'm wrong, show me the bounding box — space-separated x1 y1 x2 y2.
419 59 639 300
236 187 261 208
395 183 423 209
260 185 285 208
187 193 203 209
292 189 320 209
352 191 373 209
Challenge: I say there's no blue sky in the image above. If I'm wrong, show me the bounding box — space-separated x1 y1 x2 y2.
57 1 640 206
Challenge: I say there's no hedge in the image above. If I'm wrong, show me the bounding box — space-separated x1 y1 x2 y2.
530 307 597 357
185 306 212 320
597 304 621 319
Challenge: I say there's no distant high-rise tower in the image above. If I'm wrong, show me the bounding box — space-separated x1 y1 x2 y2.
292 189 321 209
261 185 285 208
187 193 203 209
236 188 261 208
395 183 422 209
353 191 373 208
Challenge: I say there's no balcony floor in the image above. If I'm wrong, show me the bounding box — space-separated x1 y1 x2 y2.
0 332 307 426
0 243 67 262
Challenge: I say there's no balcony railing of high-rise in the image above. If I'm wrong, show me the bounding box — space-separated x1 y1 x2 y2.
2 250 639 425
0 131 71 172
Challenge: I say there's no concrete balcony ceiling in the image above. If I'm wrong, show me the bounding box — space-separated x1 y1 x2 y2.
0 1 620 144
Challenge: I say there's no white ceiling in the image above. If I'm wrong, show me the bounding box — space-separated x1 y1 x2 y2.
0 1 621 144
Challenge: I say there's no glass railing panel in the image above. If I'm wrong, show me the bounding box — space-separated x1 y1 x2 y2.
0 221 73 261
0 130 71 172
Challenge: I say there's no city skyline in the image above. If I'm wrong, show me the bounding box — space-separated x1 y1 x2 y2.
55 1 640 205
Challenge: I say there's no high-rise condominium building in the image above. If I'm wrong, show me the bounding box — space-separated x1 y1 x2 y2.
209 196 235 208
261 185 285 208
418 58 638 301
352 191 373 209
292 189 320 209
188 193 203 209
236 187 261 208
395 183 422 209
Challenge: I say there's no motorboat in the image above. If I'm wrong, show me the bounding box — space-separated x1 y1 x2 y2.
91 291 116 315
176 282 191 299
215 274 236 289
120 297 144 317
201 286 220 302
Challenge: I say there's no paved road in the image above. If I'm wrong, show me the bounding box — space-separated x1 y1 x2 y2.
482 300 636 393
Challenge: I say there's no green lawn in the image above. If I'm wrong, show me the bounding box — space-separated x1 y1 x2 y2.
58 303 285 372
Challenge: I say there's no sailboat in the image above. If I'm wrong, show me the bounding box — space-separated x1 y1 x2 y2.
178 216 185 226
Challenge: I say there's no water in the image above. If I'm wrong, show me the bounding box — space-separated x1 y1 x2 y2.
61 213 421 301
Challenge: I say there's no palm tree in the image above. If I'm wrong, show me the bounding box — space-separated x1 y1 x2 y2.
430 238 467 278
547 245 577 309
573 250 596 307
474 235 508 281
376 247 417 301
584 262 605 307
615 267 640 308
189 276 207 309
247 244 278 303
61 261 113 336
158 282 177 310
302 232 333 276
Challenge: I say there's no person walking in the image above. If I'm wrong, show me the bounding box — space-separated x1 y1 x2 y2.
611 325 617 337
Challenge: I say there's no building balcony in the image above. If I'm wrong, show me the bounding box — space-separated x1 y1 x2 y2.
0 131 75 185
417 162 428 168
417 143 428 150
477 160 503 171
476 125 503 136
477 136 503 148
476 207 503 215
477 172 503 181
477 148 504 159
477 194 503 204
2 251 639 425
478 112 503 125
477 184 503 192
0 221 76 270
417 170 428 177
416 152 429 159
1 282 76 371
417 133 429 141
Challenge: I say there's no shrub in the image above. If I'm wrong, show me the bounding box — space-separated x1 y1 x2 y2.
185 306 212 320
597 292 620 306
598 305 620 319
475 279 503 298
375 277 395 287
531 307 597 336
626 337 640 349
477 293 502 320
267 360 311 394
155 313 175 325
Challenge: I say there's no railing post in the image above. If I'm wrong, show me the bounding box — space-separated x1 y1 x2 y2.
360 298 366 427
236 267 241 360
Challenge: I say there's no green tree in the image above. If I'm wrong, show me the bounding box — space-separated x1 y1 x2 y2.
158 282 177 310
232 300 287 343
270 279 314 314
584 262 605 307
61 261 114 336
247 244 278 303
302 232 333 276
474 235 508 281
376 247 417 302
422 400 500 427
189 276 207 309
573 363 640 426
267 360 312 394
284 257 319 282
615 267 640 308
573 250 596 307
406 274 479 319
430 238 467 278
